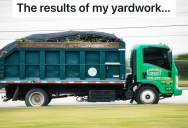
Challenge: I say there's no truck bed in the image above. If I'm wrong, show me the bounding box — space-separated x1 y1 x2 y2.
0 41 125 88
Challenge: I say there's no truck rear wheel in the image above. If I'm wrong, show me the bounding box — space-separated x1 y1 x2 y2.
136 86 159 104
25 88 49 107
48 98 52 105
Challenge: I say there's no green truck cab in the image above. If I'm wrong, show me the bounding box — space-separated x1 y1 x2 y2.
127 43 182 104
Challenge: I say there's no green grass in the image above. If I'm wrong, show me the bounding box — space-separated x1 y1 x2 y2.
0 104 188 128
0 87 5 90
179 81 188 87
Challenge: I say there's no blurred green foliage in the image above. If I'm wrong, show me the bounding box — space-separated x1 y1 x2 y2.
0 88 5 90
176 53 188 60
178 81 188 87
175 53 188 80
175 61 188 80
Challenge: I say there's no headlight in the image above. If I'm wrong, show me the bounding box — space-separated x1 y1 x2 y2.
176 76 178 88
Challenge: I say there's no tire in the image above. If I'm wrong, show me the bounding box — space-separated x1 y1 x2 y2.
25 88 49 107
48 98 52 105
136 86 159 104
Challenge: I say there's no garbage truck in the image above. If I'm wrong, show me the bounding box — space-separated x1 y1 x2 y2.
0 31 182 106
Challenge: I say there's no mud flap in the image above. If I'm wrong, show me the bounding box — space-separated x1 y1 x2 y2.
12 85 19 101
130 84 141 104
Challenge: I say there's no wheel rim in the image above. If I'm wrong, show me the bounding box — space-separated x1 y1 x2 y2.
140 89 156 104
29 92 44 106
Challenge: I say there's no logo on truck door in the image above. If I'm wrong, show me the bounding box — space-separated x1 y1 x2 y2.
147 68 162 76
88 67 97 76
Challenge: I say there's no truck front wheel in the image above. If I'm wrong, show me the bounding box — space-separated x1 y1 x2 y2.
25 88 49 107
136 86 159 104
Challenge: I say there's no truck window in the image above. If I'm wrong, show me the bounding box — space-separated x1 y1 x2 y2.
143 47 170 70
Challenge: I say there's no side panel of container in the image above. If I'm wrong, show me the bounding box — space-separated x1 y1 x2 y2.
0 42 125 82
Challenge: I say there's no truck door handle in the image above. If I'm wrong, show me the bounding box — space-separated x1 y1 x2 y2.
143 72 147 78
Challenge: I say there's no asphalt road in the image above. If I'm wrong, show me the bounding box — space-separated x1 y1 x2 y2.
0 88 187 107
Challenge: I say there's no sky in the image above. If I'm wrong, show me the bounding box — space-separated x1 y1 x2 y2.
0 0 188 57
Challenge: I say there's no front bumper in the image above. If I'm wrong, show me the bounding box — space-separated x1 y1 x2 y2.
174 88 183 96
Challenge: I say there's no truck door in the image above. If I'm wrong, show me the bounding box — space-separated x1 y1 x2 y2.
140 47 173 93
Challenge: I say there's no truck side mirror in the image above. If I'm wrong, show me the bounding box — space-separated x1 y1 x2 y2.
168 51 172 64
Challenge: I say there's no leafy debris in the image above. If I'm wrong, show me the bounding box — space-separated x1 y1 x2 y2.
0 51 7 58
15 38 31 43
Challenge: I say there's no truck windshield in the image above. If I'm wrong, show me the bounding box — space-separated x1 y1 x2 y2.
143 47 170 70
